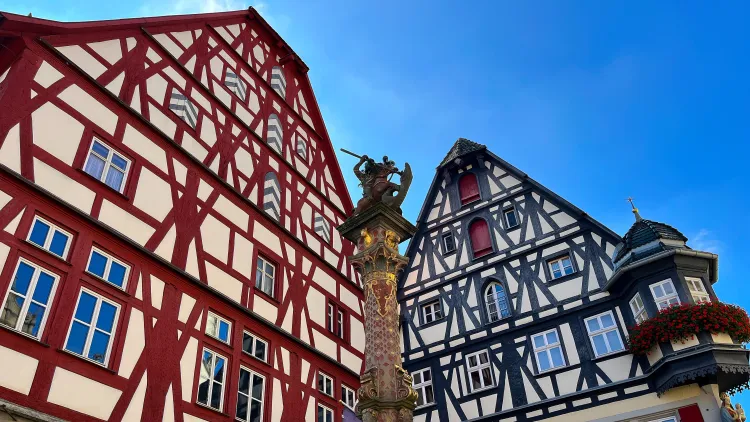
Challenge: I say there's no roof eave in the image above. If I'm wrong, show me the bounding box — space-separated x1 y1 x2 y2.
603 248 719 291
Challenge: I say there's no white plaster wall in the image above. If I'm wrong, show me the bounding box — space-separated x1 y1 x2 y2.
32 103 84 165
47 367 122 420
99 199 155 245
33 158 96 213
0 345 38 395
118 308 145 378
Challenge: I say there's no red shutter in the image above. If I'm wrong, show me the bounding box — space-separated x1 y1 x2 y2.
678 404 704 422
459 174 480 205
470 219 492 257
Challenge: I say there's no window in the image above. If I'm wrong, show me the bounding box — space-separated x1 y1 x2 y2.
342 384 357 410
317 372 333 396
206 312 231 344
224 71 247 102
236 367 264 422
485 282 511 322
337 309 345 339
412 368 434 407
266 114 283 154
629 293 647 324
531 329 566 372
686 277 710 303
197 348 227 411
503 208 519 228
421 301 442 324
242 331 268 362
255 256 275 297
548 255 575 280
585 311 625 357
314 212 331 244
650 280 680 310
27 216 72 259
459 173 480 205
0 259 58 339
326 302 346 340
169 88 199 129
86 247 130 289
317 404 333 422
466 350 494 392
83 139 130 192
469 219 492 258
441 232 456 254
296 135 308 161
64 289 120 365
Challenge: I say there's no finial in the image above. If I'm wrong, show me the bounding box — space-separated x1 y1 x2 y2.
627 197 643 222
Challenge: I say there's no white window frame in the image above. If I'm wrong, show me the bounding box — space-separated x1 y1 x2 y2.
650 280 680 310
342 384 357 410
64 288 121 366
441 232 456 253
242 330 269 362
236 366 264 422
317 371 333 396
421 300 442 324
412 367 435 408
317 403 333 422
629 293 647 324
85 247 130 290
327 302 334 332
686 277 711 303
27 215 73 259
548 255 575 280
485 282 511 322
206 311 232 344
531 329 566 373
255 256 275 297
0 258 59 339
503 207 519 228
585 311 625 358
337 308 345 339
82 138 131 193
465 350 494 392
197 348 227 411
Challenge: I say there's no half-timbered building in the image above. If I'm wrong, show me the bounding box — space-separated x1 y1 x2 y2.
0 8 364 422
399 138 749 421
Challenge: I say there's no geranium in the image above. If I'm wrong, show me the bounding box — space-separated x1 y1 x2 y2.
627 302 750 355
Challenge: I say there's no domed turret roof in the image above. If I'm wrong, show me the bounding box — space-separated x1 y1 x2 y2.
612 203 688 268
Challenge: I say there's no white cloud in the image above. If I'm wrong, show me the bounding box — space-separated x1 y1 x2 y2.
690 229 721 254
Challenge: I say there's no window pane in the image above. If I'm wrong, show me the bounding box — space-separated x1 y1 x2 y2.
213 356 226 383
250 401 261 422
533 335 545 348
238 369 250 394
66 321 90 355
88 251 108 277
74 293 97 323
663 282 674 295
592 334 608 356
111 154 128 170
31 272 55 304
481 367 492 386
96 301 117 332
23 302 46 337
425 385 434 404
470 371 481 390
653 285 665 298
416 389 424 407
88 330 111 363
49 231 69 257
413 372 422 384
84 154 106 179
0 293 23 328
479 352 488 364
586 318 601 333
468 356 477 367
424 370 431 381
550 347 564 367
107 261 127 287
206 314 217 337
242 333 253 353
600 313 615 328
219 321 229 342
11 262 35 295
236 393 248 420
251 375 263 399
605 330 623 352
537 351 551 371
92 141 110 157
105 168 124 191
546 331 558 344
197 353 212 405
255 340 266 360
29 221 50 247
210 381 222 409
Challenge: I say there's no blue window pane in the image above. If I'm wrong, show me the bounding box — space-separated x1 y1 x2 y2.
88 330 111 363
66 321 90 355
74 293 97 323
537 351 551 371
92 141 110 157
587 318 601 332
546 331 558 344
23 302 46 337
218 321 229 342
84 154 106 179
550 347 564 367
214 356 225 383
49 231 69 257
111 154 128 170
533 335 545 348
31 272 55 304
105 168 124 191
600 313 615 328
663 282 675 295
88 251 107 278
29 220 50 247
107 261 127 287
11 262 35 295
606 331 623 352
592 334 608 356
96 302 117 332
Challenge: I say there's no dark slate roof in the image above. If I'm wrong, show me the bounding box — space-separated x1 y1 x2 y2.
614 219 688 263
438 138 486 168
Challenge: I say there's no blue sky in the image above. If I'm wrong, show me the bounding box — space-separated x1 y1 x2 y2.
6 0 750 401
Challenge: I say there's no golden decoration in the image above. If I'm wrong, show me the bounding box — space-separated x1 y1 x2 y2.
385 230 399 249
361 228 373 247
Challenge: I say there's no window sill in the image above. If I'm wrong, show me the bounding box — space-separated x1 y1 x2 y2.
83 271 131 296
534 364 572 377
0 324 50 347
195 402 230 418
58 348 117 374
241 350 271 367
76 168 131 200
254 289 279 305
591 348 629 362
472 249 494 260
23 240 71 266
547 271 580 285
465 385 496 397
461 197 481 207
419 317 447 329
505 223 521 232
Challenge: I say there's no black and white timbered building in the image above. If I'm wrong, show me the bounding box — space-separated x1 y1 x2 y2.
398 139 749 422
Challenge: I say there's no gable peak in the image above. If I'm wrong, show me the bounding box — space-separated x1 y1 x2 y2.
438 138 486 168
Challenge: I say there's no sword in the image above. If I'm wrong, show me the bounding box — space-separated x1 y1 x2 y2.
340 148 364 159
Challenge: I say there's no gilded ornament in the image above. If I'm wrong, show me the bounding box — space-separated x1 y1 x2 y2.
361 228 373 247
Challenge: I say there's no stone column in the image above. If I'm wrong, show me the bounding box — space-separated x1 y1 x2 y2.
338 202 418 422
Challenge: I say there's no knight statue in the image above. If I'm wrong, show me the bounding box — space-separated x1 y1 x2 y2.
345 150 412 216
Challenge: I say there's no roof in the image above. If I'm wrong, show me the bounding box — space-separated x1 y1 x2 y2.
438 138 486 168
614 218 688 263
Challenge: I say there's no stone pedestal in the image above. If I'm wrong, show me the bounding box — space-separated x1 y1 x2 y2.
338 203 418 422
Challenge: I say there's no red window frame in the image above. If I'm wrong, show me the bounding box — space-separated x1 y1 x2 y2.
459 173 481 205
469 219 493 258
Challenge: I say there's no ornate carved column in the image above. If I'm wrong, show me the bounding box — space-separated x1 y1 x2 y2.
338 202 418 422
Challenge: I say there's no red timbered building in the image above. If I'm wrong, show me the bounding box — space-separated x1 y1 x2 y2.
0 8 364 422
